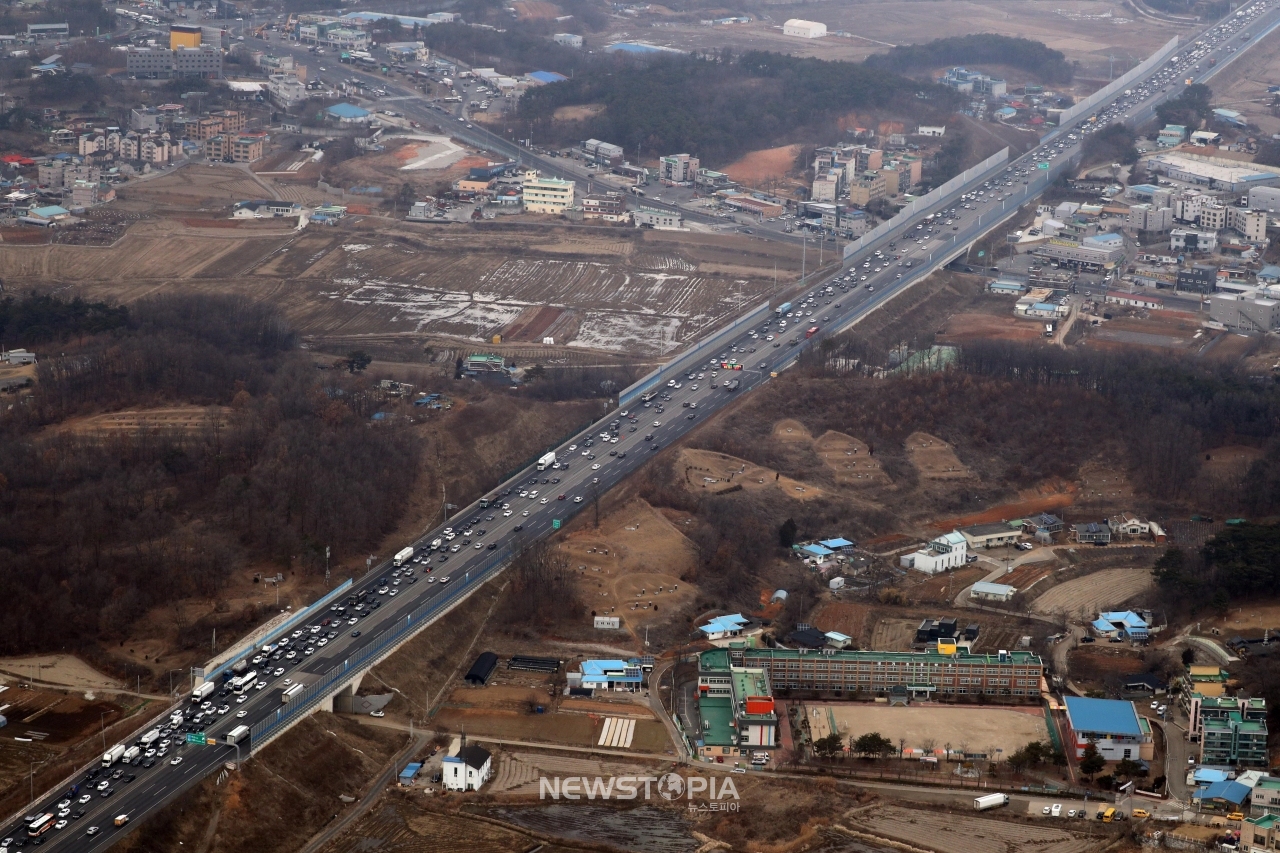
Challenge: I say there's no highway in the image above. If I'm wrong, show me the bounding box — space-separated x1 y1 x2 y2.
11 4 1280 849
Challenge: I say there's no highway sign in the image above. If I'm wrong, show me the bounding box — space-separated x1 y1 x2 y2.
186 732 207 745
552 519 561 529
1038 162 1050 170
977 251 985 258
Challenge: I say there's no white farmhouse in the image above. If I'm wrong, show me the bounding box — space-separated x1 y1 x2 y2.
442 743 492 792
900 531 968 575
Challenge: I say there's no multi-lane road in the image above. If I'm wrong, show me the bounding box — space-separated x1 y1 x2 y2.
12 5 1280 849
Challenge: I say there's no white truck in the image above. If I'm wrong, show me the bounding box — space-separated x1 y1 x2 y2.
191 681 216 703
102 744 126 767
974 793 1010 811
536 451 556 471
394 546 415 567
122 746 141 763
139 728 160 747
226 725 250 745
282 683 305 703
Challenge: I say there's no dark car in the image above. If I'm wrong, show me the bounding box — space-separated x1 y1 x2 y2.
513 525 523 532
351 631 361 638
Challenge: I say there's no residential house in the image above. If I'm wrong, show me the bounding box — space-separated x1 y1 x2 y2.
1196 779 1253 813
441 743 492 792
1090 611 1150 641
1251 777 1280 818
1108 513 1151 538
960 522 1021 550
578 659 643 692
969 582 1017 602
1072 522 1112 545
581 192 627 221
900 531 969 575
697 613 752 642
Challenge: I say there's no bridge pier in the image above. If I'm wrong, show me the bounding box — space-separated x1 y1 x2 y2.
319 671 365 713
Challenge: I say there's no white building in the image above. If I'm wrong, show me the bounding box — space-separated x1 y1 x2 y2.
633 207 683 229
523 173 575 214
553 33 583 48
268 73 307 108
442 743 492 792
970 581 1017 602
783 18 826 38
916 126 946 137
900 531 968 575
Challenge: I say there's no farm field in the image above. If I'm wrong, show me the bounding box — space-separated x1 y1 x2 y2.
53 406 230 435
1030 567 1153 617
853 805 1096 853
905 432 972 480
807 705 1049 759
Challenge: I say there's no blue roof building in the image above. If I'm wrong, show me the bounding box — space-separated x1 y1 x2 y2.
579 659 643 692
398 761 422 784
604 42 686 55
800 544 833 558
1258 264 1280 284
527 70 567 84
1063 697 1151 760
698 613 750 640
1195 779 1252 809
325 103 371 123
819 537 854 550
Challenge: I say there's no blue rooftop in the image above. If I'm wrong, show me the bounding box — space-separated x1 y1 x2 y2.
528 70 567 84
1194 768 1230 784
399 761 422 780
1198 779 1251 805
1258 264 1280 281
1064 697 1142 737
819 538 854 548
580 659 629 675
698 614 749 636
1091 618 1116 633
31 205 69 217
801 544 834 557
604 42 685 54
326 103 371 119
1100 611 1147 628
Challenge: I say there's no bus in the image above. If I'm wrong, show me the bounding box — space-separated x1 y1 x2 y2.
231 670 258 694
28 814 54 838
805 326 820 339
1101 807 1116 823
640 391 657 403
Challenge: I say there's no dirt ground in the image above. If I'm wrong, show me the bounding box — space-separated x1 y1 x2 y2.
939 311 1047 343
1205 600 1280 636
0 655 124 690
118 164 272 208
678 447 823 501
807 703 1050 758
809 601 872 640
1030 567 1153 617
852 804 1097 853
51 405 229 436
905 432 972 480
721 145 802 188
816 429 893 487
908 566 989 605
868 618 924 651
560 499 700 636
928 488 1077 532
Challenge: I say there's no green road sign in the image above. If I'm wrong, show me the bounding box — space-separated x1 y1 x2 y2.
552 519 561 530
1038 162 1050 170
186 732 207 745
977 251 985 257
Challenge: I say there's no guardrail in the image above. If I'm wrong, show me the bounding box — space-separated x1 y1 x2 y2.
247 550 510 750
617 301 772 409
196 579 353 685
843 148 1010 262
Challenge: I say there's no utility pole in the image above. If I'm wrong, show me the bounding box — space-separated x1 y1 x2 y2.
212 627 216 655
100 712 107 751
325 545 331 586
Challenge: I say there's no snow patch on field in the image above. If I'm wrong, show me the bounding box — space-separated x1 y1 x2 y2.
342 244 372 252
570 313 683 355
326 279 528 334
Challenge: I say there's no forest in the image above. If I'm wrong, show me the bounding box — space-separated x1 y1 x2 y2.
515 51 956 166
0 294 422 661
417 22 601 77
865 34 1074 85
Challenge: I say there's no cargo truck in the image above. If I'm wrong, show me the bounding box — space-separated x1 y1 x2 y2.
226 725 250 745
974 794 1009 811
102 744 126 767
775 301 792 315
231 659 249 675
725 379 741 391
394 546 415 567
191 681 216 703
122 746 141 763
536 451 556 471
113 814 130 827
139 729 160 747
282 683 305 703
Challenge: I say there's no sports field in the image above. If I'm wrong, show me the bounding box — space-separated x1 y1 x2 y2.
805 703 1049 758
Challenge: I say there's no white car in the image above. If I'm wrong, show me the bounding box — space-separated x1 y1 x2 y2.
236 710 248 718
503 510 512 517
255 681 267 690
1051 804 1062 817
236 694 248 704
522 510 530 517
170 757 183 766
540 497 549 504
653 421 661 427
591 463 601 470
78 795 92 805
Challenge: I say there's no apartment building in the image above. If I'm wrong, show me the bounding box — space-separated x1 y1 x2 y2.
848 170 886 207
581 192 627 221
204 135 263 163
522 173 575 214
659 153 699 185
714 645 1044 701
811 170 840 202
1251 777 1280 818
1187 695 1269 766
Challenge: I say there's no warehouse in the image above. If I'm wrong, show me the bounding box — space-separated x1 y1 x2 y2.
783 19 827 38
1147 153 1280 193
969 581 1017 602
1062 696 1153 760
960 522 1021 550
